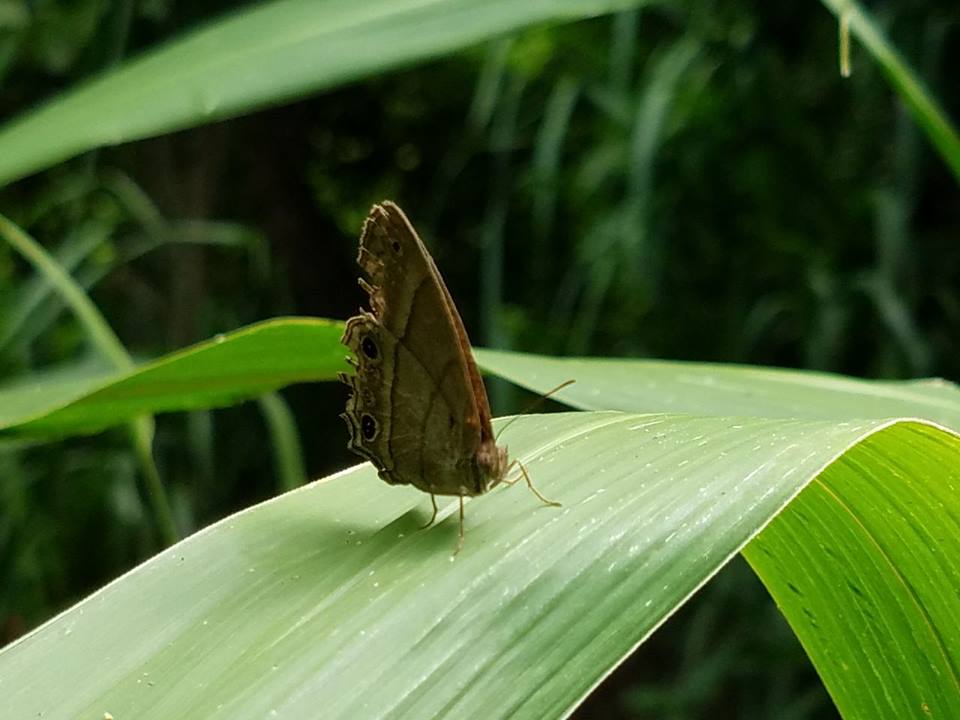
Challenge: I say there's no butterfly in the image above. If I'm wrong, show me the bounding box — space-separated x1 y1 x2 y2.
339 202 560 551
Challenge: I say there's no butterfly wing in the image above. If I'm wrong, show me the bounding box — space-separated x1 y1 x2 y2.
341 202 498 496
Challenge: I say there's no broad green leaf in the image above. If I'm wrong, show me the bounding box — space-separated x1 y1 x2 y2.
3 411 956 719
0 318 346 435
0 0 649 185
474 348 960 431
745 424 960 718
476 348 960 717
8 320 959 438
4 327 957 716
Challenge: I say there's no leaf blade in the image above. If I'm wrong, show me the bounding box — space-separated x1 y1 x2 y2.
745 422 960 717
5 411 956 719
0 317 347 435
0 0 652 185
475 348 960 430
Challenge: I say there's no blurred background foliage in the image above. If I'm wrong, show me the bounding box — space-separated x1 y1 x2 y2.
0 0 957 717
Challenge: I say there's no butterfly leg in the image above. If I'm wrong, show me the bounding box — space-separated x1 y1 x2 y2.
505 460 562 507
419 494 439 530
453 495 466 556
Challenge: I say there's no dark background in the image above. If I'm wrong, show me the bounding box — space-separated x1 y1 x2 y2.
1 1 958 717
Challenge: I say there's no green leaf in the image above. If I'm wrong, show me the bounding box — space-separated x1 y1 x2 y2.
474 348 960 431
4 336 958 717
3 410 956 719
0 0 651 185
744 423 960 718
0 318 347 436
475 348 960 717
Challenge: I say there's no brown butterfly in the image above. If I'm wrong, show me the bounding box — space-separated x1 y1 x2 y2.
339 201 560 551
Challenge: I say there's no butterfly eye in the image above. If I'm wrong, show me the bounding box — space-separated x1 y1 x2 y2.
361 336 379 360
361 414 378 440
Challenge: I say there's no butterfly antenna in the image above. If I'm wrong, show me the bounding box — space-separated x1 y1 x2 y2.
494 379 575 442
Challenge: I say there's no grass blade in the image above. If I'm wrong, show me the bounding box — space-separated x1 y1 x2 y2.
0 0 654 185
0 318 347 435
819 0 960 182
3 410 955 718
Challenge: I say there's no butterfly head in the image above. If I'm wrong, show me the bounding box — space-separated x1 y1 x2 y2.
475 439 509 493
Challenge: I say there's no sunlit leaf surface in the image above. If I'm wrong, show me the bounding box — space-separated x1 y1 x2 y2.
2 410 957 719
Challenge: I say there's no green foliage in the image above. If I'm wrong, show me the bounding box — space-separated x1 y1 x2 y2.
0 0 656 185
1 0 958 717
3 405 958 719
475 348 960 429
0 318 346 435
2 320 959 718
